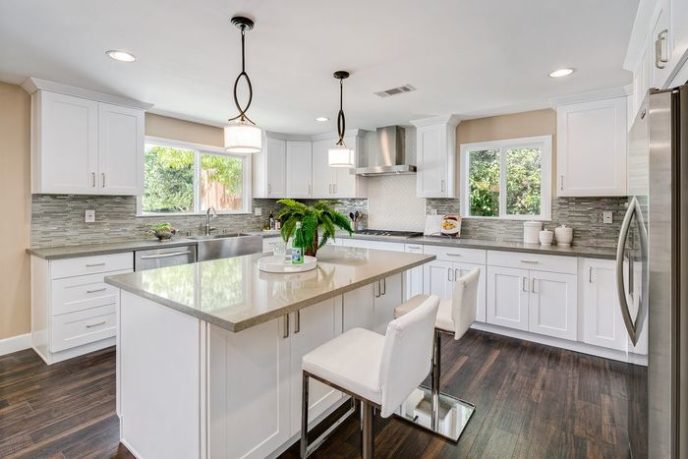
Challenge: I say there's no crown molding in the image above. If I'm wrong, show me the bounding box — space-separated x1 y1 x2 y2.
21 77 153 110
409 114 462 128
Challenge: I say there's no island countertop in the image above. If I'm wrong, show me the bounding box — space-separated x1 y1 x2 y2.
105 246 434 332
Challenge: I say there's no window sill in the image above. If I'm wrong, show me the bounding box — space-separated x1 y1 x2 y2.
136 212 254 218
460 215 552 222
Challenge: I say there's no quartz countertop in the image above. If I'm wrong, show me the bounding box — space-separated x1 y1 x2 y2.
105 246 435 332
28 239 197 260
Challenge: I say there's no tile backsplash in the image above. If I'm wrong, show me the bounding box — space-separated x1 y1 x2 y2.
426 196 627 249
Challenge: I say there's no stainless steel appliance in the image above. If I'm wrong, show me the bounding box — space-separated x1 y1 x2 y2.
134 245 197 271
354 229 423 238
353 126 417 176
619 85 688 458
189 233 262 261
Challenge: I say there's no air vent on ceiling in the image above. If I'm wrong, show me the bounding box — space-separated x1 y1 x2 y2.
374 84 416 98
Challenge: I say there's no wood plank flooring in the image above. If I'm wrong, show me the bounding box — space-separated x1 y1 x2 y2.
0 330 644 458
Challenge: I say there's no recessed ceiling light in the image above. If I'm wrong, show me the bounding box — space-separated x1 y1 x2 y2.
106 50 136 62
316 116 329 122
549 68 575 78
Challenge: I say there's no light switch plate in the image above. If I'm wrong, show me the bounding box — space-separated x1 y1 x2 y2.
254 207 262 216
85 209 96 223
603 211 613 224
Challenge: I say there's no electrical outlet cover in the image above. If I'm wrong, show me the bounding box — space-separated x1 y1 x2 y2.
85 209 95 223
254 207 262 216
603 211 613 224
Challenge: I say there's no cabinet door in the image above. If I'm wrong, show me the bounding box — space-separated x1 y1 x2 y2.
208 318 291 459
404 244 425 301
266 137 287 197
486 266 529 331
581 259 628 351
36 91 98 194
311 139 334 198
98 103 144 195
373 273 403 335
456 263 487 323
423 259 454 300
290 299 342 436
557 98 627 197
342 284 375 331
528 270 577 340
333 133 360 198
286 141 313 198
416 125 448 198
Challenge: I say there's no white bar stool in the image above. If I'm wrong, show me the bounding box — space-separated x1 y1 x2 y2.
300 295 440 459
393 267 480 442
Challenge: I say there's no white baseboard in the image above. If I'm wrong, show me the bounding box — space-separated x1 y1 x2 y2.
0 333 31 357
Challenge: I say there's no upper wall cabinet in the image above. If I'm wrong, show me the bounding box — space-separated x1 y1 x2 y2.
311 131 367 199
253 134 287 198
556 97 627 197
285 140 313 198
411 115 461 198
22 78 150 196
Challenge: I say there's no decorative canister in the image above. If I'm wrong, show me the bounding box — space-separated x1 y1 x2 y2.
539 229 554 246
523 221 542 244
554 225 573 247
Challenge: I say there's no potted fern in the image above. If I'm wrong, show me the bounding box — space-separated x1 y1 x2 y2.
276 199 353 257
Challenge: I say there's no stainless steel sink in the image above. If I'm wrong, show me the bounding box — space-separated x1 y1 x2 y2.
190 233 263 261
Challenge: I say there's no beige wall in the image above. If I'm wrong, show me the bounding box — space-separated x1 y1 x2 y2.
145 113 224 148
0 82 31 340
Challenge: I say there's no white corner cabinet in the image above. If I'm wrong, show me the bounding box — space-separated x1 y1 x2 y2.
556 97 628 197
253 131 367 200
22 78 150 196
625 0 688 121
31 252 133 364
410 115 461 198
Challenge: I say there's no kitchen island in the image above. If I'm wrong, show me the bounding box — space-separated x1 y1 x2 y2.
105 246 434 459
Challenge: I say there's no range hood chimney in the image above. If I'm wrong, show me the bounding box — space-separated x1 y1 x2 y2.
354 126 416 176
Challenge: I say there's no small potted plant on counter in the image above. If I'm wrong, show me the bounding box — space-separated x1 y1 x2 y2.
276 199 353 257
148 223 177 241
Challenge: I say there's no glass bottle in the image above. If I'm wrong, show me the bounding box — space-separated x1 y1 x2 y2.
292 222 305 265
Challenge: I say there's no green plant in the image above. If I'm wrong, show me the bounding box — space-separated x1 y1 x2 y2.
276 200 353 256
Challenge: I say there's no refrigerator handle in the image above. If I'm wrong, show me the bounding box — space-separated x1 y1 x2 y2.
616 198 639 345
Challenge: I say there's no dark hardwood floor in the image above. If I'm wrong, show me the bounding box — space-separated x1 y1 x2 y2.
0 330 642 458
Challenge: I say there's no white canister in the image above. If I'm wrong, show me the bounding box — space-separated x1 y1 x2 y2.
554 225 573 247
539 229 554 246
523 221 542 244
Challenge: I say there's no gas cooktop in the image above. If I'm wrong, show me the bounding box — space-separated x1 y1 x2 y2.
354 229 423 238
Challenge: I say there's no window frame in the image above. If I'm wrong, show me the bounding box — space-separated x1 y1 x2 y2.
137 136 253 216
459 135 552 221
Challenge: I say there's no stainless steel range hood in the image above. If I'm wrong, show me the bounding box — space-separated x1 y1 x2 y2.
354 126 416 176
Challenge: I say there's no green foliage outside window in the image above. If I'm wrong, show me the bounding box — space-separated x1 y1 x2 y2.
143 145 194 213
468 150 500 216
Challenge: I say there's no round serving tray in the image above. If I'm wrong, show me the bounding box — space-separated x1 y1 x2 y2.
258 255 318 273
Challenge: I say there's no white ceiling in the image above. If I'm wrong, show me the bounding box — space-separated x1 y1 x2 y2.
0 0 638 135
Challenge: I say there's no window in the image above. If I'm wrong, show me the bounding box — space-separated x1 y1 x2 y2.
141 138 250 214
460 136 551 220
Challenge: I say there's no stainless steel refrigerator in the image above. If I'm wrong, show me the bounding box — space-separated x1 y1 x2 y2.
619 84 688 458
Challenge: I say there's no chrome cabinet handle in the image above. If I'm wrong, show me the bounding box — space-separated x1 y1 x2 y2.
268 183 272 194
333 184 337 194
283 315 290 339
101 173 106 188
589 267 593 284
381 278 386 296
532 278 538 293
91 172 96 187
447 268 453 282
85 262 106 267
139 250 192 260
294 310 301 334
655 29 669 69
454 268 460 281
522 276 529 292
374 281 380 298
446 253 462 257
86 321 106 329
86 287 107 294
560 175 564 191
440 179 445 193
520 260 539 264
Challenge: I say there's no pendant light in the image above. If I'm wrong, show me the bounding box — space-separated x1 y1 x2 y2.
328 71 355 168
224 16 262 154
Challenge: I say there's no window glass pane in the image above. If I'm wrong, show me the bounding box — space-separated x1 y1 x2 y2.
505 147 541 216
468 149 500 217
143 144 194 213
200 153 244 212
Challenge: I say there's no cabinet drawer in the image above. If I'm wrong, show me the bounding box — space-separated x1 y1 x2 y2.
423 245 486 264
52 270 128 316
51 252 133 279
487 251 577 274
51 304 116 352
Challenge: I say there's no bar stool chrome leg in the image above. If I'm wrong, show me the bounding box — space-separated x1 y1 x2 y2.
361 401 375 459
300 372 309 459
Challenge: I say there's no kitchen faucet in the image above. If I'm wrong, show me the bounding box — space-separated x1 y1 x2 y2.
205 207 217 235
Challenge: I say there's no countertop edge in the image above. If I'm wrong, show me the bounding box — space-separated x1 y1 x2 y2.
28 239 198 260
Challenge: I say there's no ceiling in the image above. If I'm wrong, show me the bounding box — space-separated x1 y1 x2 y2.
0 0 639 135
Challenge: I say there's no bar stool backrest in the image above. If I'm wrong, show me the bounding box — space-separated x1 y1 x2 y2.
378 294 440 417
451 267 480 340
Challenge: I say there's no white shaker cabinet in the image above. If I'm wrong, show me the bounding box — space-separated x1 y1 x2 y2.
253 135 287 198
311 133 367 199
286 141 313 198
528 270 577 340
23 78 149 196
556 97 627 197
372 273 403 335
411 115 461 198
311 139 333 198
404 243 425 300
486 266 530 331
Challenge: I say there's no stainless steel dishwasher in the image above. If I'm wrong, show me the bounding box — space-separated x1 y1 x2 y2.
134 245 197 271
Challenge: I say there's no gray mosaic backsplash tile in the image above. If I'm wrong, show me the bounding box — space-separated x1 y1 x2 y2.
30 195 368 248
426 197 628 249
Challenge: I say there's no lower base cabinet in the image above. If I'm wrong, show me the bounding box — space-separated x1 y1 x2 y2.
426 260 487 322
486 266 530 331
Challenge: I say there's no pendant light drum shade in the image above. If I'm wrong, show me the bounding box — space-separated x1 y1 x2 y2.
225 16 262 154
328 71 355 168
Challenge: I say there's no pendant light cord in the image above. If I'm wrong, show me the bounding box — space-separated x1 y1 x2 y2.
229 23 255 125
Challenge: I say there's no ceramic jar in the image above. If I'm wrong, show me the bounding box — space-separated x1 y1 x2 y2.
554 225 573 247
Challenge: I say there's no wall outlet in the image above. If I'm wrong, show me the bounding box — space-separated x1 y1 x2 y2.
254 207 262 216
84 209 96 223
429 208 438 215
603 211 613 224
